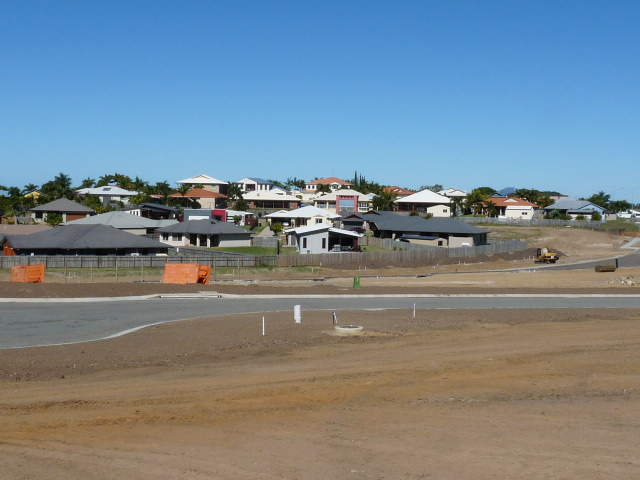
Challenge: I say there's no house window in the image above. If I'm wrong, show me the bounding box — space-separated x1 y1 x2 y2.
302 238 307 248
315 218 323 224
175 234 182 241
322 238 326 249
162 233 169 241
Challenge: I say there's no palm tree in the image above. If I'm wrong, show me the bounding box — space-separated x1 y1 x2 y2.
316 184 332 195
372 191 397 211
78 178 96 189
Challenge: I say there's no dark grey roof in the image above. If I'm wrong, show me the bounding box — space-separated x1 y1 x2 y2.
368 214 488 235
419 217 489 235
140 203 181 212
30 198 95 213
5 224 168 250
157 219 252 236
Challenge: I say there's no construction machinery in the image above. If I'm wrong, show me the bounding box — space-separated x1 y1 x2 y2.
535 247 559 264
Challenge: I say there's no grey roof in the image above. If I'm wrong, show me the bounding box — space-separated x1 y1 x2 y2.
4 224 168 250
356 212 489 235
157 219 253 236
30 198 95 213
61 211 178 229
544 198 604 212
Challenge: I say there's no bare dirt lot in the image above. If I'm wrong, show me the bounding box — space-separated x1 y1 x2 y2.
1 227 639 479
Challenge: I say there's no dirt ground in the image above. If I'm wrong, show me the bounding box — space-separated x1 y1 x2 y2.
1 227 640 479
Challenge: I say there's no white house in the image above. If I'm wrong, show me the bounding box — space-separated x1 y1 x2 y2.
264 205 341 227
395 189 451 217
285 224 362 254
313 189 371 214
76 186 139 206
235 177 275 193
177 174 228 194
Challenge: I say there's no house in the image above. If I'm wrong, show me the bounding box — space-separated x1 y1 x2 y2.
285 224 362 254
313 188 371 214
383 186 414 198
61 211 177 235
395 189 451 217
30 198 95 223
304 177 353 193
483 197 540 219
157 219 252 248
264 205 341 228
243 188 302 212
76 186 139 206
438 187 468 199
126 203 181 220
176 174 229 194
343 211 489 247
543 198 606 219
168 187 227 209
1 224 170 256
182 208 255 226
235 178 275 193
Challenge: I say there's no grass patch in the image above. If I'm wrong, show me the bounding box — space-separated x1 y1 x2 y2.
601 219 640 232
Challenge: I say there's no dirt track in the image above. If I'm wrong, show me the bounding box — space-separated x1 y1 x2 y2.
1 227 640 479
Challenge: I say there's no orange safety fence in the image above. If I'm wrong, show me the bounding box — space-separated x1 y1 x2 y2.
11 264 46 283
162 263 212 284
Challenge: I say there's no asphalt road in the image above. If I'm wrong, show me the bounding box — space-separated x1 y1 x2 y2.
2 293 640 349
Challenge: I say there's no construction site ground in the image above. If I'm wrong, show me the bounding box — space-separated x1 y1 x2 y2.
1 226 639 479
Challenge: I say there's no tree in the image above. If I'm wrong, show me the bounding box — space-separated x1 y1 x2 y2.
285 177 306 190
316 184 332 194
450 196 465 217
226 183 244 206
78 178 96 189
45 212 63 226
464 188 490 215
419 184 443 193
586 191 611 210
484 200 499 218
372 191 397 211
608 200 632 213
41 173 74 200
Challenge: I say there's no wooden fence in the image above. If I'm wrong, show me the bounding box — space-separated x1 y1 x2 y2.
0 254 265 270
272 239 530 268
460 217 602 229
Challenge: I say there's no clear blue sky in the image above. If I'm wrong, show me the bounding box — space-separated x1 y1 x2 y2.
2 0 639 202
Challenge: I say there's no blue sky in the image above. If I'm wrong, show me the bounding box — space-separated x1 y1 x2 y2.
2 0 639 202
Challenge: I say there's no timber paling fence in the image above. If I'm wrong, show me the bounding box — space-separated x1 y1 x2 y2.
271 239 529 268
0 239 528 271
460 217 602 229
0 254 265 270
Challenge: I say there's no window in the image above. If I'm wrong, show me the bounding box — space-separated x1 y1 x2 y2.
302 238 307 248
315 218 323 224
322 238 326 249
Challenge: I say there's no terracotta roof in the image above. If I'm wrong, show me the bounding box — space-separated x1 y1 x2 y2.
383 186 414 195
484 197 539 208
169 188 227 199
307 177 352 185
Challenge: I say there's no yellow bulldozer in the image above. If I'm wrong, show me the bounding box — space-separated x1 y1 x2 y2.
535 247 559 264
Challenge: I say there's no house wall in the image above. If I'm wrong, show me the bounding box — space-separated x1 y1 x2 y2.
504 206 535 219
425 205 451 218
448 235 475 248
288 231 329 254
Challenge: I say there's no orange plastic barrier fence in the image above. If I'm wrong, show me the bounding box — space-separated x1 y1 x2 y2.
162 263 212 285
11 264 46 283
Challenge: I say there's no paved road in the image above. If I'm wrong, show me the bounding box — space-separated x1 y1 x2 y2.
2 293 640 349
